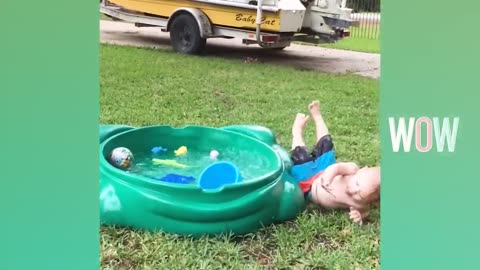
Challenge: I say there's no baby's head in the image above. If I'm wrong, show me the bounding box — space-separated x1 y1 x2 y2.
348 166 380 204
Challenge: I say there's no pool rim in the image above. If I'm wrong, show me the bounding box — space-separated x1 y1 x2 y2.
99 125 285 193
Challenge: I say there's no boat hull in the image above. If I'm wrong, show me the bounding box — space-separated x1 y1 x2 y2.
108 0 305 32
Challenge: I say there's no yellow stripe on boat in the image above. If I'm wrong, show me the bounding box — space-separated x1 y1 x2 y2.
109 0 281 32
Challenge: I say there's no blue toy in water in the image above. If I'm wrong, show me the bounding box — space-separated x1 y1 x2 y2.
151 146 168 154
198 161 242 190
153 173 195 184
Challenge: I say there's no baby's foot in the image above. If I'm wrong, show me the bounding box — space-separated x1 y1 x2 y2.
292 113 310 135
308 100 322 120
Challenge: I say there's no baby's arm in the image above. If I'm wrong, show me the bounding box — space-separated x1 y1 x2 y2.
320 162 360 187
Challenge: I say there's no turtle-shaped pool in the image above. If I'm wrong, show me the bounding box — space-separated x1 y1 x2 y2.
99 124 306 236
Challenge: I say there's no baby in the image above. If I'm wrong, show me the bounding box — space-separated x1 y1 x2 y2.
289 100 380 224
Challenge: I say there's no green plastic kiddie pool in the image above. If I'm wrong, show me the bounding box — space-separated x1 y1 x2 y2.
99 124 306 237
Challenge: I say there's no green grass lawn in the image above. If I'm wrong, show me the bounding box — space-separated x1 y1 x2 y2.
100 44 380 270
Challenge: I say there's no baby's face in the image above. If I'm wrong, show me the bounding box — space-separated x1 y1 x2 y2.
348 166 381 203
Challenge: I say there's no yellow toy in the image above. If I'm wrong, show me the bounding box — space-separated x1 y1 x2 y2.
152 159 188 168
174 146 188 156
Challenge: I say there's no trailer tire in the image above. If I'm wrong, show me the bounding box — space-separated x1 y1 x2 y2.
170 14 206 55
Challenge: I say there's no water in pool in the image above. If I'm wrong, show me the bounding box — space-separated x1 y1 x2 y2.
128 147 274 184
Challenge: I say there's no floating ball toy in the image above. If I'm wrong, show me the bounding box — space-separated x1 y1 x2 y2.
210 150 219 160
109 147 134 170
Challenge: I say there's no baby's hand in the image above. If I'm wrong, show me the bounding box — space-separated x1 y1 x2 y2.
349 207 368 225
320 162 359 188
318 165 338 187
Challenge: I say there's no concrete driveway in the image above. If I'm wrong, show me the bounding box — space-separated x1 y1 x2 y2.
100 20 380 79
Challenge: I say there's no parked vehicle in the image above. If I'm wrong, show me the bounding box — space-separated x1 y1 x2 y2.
100 0 355 54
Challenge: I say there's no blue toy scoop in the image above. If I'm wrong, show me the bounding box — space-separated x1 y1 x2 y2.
198 162 242 190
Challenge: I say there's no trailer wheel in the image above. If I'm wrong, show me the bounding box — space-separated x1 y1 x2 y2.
170 14 206 54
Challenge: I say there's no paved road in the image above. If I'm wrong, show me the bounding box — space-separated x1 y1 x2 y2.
100 20 380 79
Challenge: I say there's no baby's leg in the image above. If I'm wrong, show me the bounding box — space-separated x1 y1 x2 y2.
309 100 329 141
291 113 311 165
309 101 334 158
291 113 309 149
